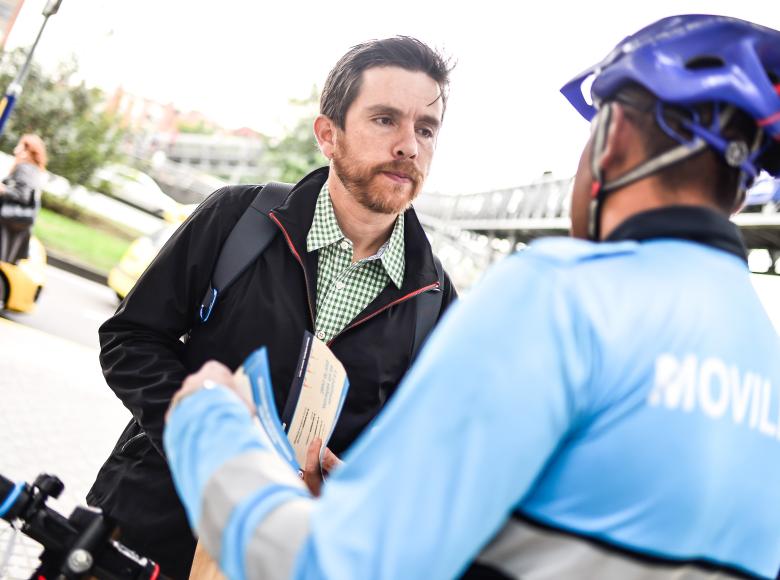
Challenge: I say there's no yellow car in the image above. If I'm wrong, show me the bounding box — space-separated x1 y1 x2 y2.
108 202 195 300
108 223 180 301
0 236 47 312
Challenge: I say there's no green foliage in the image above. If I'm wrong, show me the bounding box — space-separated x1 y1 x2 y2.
177 119 215 135
41 190 140 240
262 86 326 183
0 50 124 185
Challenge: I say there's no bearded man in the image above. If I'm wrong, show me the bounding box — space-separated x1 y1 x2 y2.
87 36 457 579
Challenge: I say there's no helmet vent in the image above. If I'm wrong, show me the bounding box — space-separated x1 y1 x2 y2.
685 56 726 70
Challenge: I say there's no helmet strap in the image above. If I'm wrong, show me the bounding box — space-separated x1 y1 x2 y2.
602 138 709 194
588 181 603 240
734 127 769 211
590 102 755 233
587 103 613 240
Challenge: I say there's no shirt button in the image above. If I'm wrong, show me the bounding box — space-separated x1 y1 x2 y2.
316 330 326 340
340 240 350 251
335 281 345 290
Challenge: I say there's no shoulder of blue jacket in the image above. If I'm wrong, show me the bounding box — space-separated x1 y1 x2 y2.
526 236 639 266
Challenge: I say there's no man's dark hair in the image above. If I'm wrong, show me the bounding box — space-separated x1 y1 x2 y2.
610 83 778 212
320 36 453 130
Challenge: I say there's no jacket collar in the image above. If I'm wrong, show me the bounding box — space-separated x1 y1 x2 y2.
605 205 748 264
268 166 440 321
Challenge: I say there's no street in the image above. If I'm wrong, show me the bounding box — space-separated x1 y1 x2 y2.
2 265 119 349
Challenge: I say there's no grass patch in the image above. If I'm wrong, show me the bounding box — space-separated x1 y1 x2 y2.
33 208 132 273
42 192 143 241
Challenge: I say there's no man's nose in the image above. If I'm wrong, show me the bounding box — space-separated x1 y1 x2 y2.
393 124 418 160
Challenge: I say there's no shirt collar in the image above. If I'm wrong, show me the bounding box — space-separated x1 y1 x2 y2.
306 182 406 288
307 182 344 251
380 215 405 289
605 205 748 263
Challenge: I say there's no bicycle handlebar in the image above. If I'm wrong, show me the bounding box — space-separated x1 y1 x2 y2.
0 472 165 580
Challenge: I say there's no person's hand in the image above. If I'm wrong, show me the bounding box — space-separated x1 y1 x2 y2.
301 437 343 496
166 360 253 421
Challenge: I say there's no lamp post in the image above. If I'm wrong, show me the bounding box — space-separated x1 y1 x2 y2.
0 0 64 136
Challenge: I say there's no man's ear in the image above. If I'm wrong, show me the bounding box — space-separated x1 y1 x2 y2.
314 115 336 159
596 103 630 178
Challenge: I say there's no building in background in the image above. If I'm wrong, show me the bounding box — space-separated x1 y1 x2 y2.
149 131 264 183
105 86 179 135
104 86 265 201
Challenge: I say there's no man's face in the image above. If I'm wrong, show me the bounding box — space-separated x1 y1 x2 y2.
331 66 443 215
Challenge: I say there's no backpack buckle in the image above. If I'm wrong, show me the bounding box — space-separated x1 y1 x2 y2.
199 288 218 322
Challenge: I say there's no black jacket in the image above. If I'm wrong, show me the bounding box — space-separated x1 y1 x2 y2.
87 167 456 578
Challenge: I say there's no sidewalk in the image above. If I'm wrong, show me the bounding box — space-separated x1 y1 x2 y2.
0 319 129 578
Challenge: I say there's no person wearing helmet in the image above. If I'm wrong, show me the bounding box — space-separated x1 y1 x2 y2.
162 15 780 579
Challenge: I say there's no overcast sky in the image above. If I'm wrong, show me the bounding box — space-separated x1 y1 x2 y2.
5 1 779 193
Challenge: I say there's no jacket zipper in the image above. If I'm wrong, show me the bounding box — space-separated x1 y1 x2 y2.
120 431 146 454
327 281 440 347
268 212 317 327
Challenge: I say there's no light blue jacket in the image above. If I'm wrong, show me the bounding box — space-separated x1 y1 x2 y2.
165 229 780 579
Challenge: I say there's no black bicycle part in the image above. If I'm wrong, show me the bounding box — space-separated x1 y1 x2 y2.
0 472 166 580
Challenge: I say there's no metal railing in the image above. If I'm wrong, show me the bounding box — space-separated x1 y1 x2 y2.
416 176 780 250
416 176 780 289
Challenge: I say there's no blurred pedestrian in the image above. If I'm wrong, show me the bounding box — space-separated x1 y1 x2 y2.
0 133 47 264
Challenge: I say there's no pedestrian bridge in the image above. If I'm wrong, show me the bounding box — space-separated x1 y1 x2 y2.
416 176 780 251
415 176 780 288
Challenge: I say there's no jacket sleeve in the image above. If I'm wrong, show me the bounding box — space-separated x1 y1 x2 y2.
164 251 592 580
99 186 255 455
294 252 591 579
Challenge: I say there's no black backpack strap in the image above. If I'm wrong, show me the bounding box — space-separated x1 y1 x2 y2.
411 255 444 361
199 182 293 323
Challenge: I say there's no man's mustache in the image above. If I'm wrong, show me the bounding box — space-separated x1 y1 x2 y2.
372 161 423 185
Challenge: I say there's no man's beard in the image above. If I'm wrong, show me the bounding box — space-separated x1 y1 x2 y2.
332 141 425 215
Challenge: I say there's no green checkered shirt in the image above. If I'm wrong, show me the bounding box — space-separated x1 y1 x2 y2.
306 183 405 342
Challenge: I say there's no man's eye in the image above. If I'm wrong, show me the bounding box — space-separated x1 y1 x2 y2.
375 117 393 126
417 127 434 139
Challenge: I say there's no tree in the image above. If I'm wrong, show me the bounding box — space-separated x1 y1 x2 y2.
177 119 216 135
0 49 124 185
262 87 326 183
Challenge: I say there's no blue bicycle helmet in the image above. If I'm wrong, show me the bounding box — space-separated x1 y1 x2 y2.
561 15 780 179
561 15 780 239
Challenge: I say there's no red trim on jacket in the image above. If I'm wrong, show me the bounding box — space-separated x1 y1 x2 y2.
269 211 316 327
270 210 441 346
331 281 440 346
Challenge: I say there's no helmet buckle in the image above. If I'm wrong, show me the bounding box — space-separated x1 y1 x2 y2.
725 140 749 167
